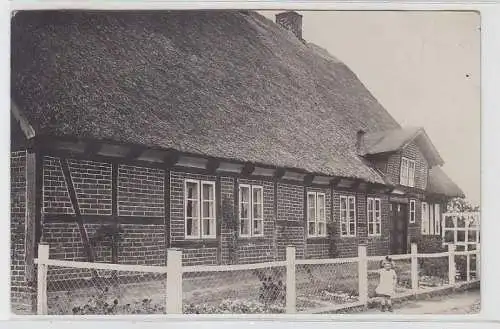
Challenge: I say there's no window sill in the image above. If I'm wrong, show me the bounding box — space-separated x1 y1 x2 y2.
171 239 218 248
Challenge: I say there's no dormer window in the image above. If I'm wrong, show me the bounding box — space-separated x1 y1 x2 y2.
400 157 416 187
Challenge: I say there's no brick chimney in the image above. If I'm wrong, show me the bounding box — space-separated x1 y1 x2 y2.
275 11 303 41
356 130 366 156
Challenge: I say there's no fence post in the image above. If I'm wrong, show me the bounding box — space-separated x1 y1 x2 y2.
37 244 49 315
448 244 456 285
476 243 481 280
286 246 296 314
166 248 183 314
411 243 418 291
358 245 368 306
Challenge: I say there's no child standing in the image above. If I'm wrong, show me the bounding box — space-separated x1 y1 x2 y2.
375 256 397 312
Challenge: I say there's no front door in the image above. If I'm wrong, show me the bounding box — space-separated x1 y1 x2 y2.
390 203 408 254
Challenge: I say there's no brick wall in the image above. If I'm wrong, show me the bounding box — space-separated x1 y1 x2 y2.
386 141 428 190
40 157 167 273
118 165 164 217
276 183 305 260
10 151 32 313
220 176 235 265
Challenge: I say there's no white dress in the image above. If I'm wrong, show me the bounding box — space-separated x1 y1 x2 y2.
375 269 397 297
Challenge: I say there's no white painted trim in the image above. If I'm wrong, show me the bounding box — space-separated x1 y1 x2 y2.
340 195 356 237
251 185 264 237
238 183 251 238
239 184 264 238
34 258 169 273
409 199 416 223
200 180 216 239
184 179 201 239
416 252 450 258
295 256 359 265
182 260 287 273
367 197 382 236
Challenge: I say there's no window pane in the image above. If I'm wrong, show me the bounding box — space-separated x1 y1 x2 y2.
253 188 263 204
203 183 214 201
187 200 199 218
375 210 381 221
308 221 315 236
340 197 347 216
240 219 250 235
349 222 355 235
186 182 198 199
187 218 199 237
203 218 211 236
253 219 263 235
241 202 249 219
376 223 381 234
368 224 374 235
368 199 373 211
375 200 380 211
203 201 214 218
240 186 250 203
254 203 262 219
318 222 325 236
308 206 316 221
341 223 347 236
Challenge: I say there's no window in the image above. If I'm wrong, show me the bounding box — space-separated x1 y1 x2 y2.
307 192 327 237
185 180 216 239
340 196 356 237
239 184 264 237
400 157 416 187
421 201 441 236
409 200 416 223
367 198 381 236
434 204 441 235
421 202 429 234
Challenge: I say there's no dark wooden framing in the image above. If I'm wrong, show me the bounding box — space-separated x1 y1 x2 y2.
60 158 95 262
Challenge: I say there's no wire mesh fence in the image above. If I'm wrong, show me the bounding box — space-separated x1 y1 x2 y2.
34 243 480 315
45 266 167 315
367 256 412 298
295 259 359 312
182 264 286 314
417 255 449 289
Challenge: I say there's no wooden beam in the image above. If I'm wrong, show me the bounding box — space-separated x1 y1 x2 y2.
330 177 341 188
351 179 364 190
304 174 315 186
275 168 286 180
84 142 102 156
60 158 95 263
124 146 145 160
163 150 180 168
111 163 118 217
241 162 255 176
206 159 221 174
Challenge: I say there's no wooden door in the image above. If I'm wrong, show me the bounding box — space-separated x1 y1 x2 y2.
390 203 408 254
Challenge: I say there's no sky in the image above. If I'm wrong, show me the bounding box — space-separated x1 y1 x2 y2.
261 11 481 205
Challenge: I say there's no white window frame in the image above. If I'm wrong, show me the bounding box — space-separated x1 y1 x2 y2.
400 157 416 187
409 200 416 223
434 204 441 235
239 184 264 238
421 201 429 234
307 192 327 237
340 195 357 237
184 179 216 239
367 197 382 236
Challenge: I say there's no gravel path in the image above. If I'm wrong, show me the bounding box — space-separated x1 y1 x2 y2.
365 290 480 314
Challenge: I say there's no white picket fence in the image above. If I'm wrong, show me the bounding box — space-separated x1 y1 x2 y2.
34 243 480 315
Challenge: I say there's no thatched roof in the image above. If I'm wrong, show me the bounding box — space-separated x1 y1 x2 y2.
427 167 465 198
11 10 461 195
364 127 444 167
